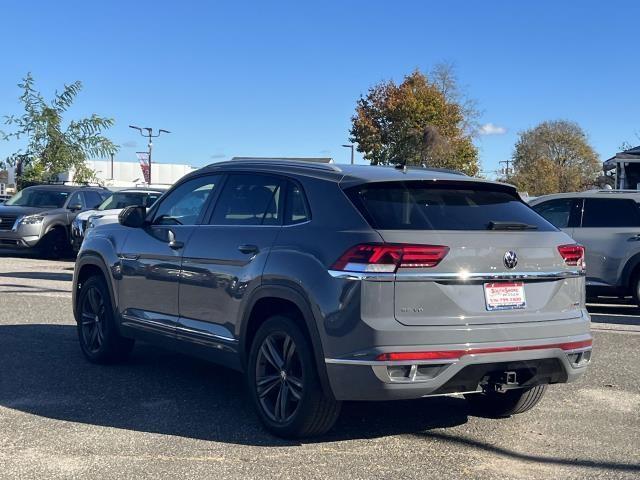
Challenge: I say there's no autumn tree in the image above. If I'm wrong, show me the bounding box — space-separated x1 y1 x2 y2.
509 120 600 195
1 73 118 187
349 66 480 176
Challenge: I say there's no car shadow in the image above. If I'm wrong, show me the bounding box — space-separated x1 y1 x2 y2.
0 324 468 446
0 271 73 282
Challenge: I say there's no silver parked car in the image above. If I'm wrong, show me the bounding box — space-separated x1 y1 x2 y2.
530 190 640 304
73 160 592 438
0 184 109 257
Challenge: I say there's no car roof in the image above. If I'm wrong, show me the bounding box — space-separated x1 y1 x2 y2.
115 188 166 194
25 184 105 191
198 159 514 190
530 190 640 205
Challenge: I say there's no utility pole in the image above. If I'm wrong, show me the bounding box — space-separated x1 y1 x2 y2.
342 144 355 165
129 126 171 184
498 159 513 180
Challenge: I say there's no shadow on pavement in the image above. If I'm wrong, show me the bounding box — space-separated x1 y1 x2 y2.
0 271 73 282
0 324 468 446
418 432 640 473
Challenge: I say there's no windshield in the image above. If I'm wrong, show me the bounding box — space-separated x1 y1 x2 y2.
5 188 70 208
98 191 162 210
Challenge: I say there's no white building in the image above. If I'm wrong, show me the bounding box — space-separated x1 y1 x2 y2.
4 160 195 189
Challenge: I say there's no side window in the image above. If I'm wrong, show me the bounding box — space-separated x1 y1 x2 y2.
211 174 283 226
582 198 640 228
153 175 220 226
83 191 105 209
531 199 573 229
67 192 85 209
285 181 310 225
144 193 162 207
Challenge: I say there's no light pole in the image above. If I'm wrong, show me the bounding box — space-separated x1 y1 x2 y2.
129 125 171 184
342 144 354 165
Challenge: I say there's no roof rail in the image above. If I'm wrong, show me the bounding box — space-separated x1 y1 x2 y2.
216 157 343 172
391 164 467 176
596 189 640 193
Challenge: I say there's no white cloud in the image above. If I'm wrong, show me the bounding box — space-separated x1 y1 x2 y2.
479 123 507 136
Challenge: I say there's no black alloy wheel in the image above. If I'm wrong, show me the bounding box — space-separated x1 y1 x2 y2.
80 284 106 354
255 332 304 423
76 275 134 363
248 315 341 438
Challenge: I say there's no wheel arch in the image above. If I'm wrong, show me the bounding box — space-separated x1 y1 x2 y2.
73 253 118 321
619 252 640 291
43 220 69 237
240 285 334 399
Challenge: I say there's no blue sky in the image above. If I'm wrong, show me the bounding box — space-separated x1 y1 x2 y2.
1 0 639 177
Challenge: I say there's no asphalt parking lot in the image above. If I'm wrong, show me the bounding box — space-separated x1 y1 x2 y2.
0 254 638 479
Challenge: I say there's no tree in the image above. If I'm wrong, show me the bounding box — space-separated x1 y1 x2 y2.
349 66 480 176
1 73 118 187
509 120 600 195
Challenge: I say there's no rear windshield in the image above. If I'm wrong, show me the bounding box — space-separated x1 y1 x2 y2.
345 181 555 231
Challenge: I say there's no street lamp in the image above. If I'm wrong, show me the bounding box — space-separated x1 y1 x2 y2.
129 125 171 184
342 144 354 165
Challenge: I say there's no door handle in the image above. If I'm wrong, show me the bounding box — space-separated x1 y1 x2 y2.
238 244 259 255
167 230 184 250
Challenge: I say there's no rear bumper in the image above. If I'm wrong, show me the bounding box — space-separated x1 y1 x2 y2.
324 334 592 401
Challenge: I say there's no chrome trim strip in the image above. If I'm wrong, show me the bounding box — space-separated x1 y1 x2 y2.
122 314 237 342
328 269 584 282
121 314 175 332
328 270 395 281
174 324 237 343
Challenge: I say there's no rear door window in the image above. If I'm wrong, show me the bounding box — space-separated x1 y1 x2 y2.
345 181 555 231
581 198 640 228
531 199 575 229
284 182 310 225
210 174 283 226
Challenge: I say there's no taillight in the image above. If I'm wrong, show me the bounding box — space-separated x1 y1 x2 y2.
558 244 585 268
331 243 449 273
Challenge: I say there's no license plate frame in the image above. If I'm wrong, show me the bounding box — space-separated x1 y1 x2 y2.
484 282 526 311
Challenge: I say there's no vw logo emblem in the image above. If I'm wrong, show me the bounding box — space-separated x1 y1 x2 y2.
503 251 518 269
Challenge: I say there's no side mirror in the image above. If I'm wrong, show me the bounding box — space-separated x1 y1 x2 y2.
68 203 83 212
118 205 147 228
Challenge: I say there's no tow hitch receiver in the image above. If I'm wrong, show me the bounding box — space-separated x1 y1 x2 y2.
484 371 519 393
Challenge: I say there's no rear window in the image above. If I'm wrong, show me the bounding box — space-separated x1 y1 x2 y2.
345 181 555 231
581 198 640 228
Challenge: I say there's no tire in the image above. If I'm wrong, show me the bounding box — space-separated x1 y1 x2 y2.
38 227 69 259
631 272 640 308
76 275 135 364
465 385 547 417
247 315 341 438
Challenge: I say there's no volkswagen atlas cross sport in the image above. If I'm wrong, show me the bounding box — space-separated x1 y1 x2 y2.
73 159 592 438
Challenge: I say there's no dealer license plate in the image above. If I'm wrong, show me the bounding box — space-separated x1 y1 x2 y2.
484 282 526 311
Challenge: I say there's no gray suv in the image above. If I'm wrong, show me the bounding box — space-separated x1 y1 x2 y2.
73 160 592 438
531 190 640 304
0 184 109 257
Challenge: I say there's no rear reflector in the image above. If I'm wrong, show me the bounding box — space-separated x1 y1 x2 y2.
331 243 449 273
558 244 585 268
375 339 592 361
